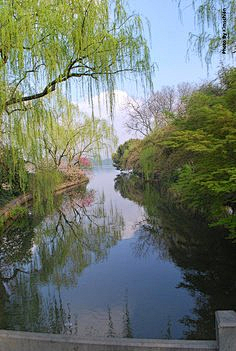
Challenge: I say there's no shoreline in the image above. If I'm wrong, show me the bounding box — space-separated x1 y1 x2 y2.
0 175 89 224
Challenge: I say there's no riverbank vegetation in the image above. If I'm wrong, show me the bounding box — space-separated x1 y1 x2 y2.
112 67 236 238
0 0 153 212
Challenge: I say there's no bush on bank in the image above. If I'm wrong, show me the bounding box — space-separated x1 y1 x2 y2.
112 68 236 237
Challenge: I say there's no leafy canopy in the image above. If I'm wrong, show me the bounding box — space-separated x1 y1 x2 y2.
0 0 153 204
114 67 236 237
1 0 153 112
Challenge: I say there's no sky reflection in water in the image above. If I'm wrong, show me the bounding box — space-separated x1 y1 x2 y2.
0 167 236 340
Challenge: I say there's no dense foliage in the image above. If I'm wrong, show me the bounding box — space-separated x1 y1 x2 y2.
113 68 236 237
112 139 142 171
0 0 153 209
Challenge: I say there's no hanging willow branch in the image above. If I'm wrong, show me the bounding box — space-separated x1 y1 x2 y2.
0 0 154 211
1 0 154 110
177 0 236 63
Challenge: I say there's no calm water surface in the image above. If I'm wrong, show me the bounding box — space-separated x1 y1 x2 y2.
0 167 236 340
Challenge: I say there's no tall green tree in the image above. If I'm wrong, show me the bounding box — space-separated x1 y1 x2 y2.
114 68 236 237
1 0 153 111
0 0 153 201
41 105 116 169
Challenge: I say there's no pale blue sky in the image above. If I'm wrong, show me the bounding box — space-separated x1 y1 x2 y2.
76 0 234 144
75 0 234 99
128 0 229 92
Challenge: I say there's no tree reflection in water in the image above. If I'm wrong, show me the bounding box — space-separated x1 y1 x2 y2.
0 214 36 328
114 173 236 340
0 185 124 333
106 292 133 338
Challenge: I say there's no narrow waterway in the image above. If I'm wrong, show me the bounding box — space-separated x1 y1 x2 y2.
0 166 236 340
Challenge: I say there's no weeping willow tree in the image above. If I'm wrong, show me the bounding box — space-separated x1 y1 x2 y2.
177 0 236 63
0 0 153 210
41 101 117 169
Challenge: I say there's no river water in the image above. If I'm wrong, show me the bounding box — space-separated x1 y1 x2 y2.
0 166 236 340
